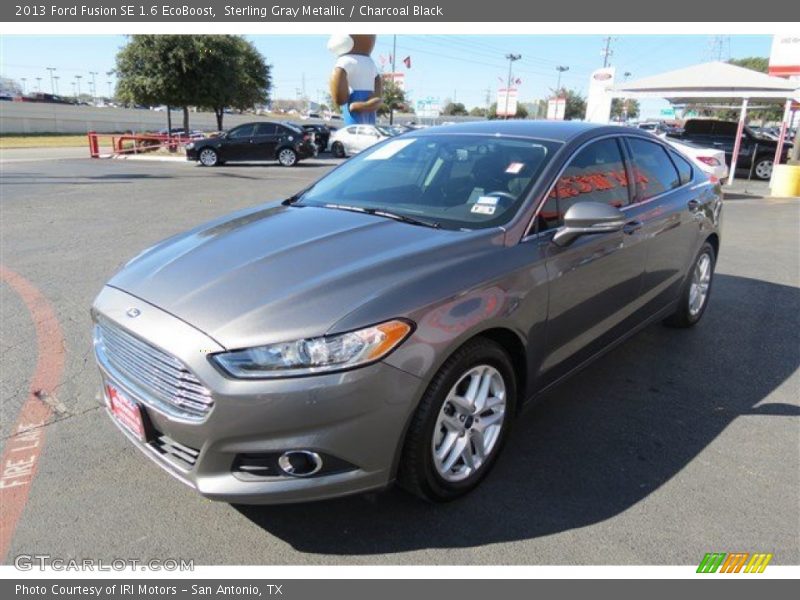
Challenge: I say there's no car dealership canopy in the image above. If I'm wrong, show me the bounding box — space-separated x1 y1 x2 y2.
612 61 800 184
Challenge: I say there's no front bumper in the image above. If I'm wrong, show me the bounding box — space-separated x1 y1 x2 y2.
92 286 423 504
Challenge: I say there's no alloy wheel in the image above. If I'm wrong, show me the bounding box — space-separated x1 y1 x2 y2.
432 365 507 482
754 159 773 180
688 252 712 316
199 148 217 166
278 149 297 166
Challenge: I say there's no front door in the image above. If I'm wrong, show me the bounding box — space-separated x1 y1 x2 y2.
536 137 647 385
224 124 257 161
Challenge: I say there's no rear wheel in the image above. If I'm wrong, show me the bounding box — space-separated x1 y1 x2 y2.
198 148 219 167
332 142 346 158
663 241 716 328
753 156 773 180
398 338 516 502
277 148 298 167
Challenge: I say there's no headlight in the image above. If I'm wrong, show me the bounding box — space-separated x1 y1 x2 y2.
185 142 195 150
211 320 412 379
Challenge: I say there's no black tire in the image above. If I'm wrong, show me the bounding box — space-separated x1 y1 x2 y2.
663 241 716 328
277 147 298 167
332 142 346 158
752 156 774 180
198 147 219 167
397 338 517 502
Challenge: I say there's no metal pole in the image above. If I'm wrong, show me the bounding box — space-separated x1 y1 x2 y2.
46 67 56 95
772 98 792 176
727 97 748 187
504 54 521 119
390 35 397 126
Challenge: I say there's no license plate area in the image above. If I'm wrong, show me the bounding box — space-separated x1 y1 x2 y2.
106 382 151 443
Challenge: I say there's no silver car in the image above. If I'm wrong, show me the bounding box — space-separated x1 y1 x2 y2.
92 121 722 503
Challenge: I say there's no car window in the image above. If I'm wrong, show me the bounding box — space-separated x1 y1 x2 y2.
298 134 561 231
254 123 277 136
712 121 738 137
628 138 681 201
345 126 358 135
228 125 255 139
537 138 630 233
684 120 712 135
669 150 694 186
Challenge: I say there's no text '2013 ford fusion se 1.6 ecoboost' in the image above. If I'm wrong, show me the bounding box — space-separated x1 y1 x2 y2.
91 121 721 504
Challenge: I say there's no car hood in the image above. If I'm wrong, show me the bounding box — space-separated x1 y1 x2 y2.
109 203 493 349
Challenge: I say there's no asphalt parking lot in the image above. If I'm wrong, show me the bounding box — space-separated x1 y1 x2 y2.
1 149 798 566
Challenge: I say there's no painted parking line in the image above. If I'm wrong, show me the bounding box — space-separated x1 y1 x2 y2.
0 266 65 563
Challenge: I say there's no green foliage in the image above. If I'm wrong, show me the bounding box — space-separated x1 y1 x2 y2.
611 98 640 121
469 106 488 117
728 57 769 73
378 79 407 116
443 102 468 116
487 102 529 120
115 35 272 130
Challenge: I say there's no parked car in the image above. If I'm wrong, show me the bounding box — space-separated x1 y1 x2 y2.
300 123 334 153
92 121 721 504
664 138 729 182
328 124 393 157
667 118 789 180
185 121 316 167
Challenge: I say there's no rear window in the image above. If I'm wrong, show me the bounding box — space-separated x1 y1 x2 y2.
628 138 681 201
669 150 694 186
684 120 714 135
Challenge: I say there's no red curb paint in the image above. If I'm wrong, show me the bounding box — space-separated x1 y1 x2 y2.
0 265 66 562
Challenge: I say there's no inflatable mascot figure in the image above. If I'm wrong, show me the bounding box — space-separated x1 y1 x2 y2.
328 34 383 125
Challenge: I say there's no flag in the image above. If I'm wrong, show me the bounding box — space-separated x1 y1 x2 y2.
515 77 522 85
403 56 411 69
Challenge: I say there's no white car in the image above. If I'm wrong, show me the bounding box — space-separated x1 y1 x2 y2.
328 125 393 158
664 138 729 183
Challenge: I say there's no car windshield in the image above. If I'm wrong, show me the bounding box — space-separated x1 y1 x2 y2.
375 126 394 136
297 134 561 230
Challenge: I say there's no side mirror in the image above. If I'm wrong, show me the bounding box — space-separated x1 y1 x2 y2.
553 201 626 247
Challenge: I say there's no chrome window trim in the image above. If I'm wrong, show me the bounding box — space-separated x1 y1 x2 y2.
521 133 697 242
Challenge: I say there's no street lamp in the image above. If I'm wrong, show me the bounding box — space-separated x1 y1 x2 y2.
53 76 60 95
89 71 98 104
74 75 82 100
20 78 27 94
555 65 569 96
35 77 42 92
504 53 522 119
46 67 57 95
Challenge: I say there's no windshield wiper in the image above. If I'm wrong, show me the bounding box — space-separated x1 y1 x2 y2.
316 203 441 229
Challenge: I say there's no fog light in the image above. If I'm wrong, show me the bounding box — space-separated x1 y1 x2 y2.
278 450 323 477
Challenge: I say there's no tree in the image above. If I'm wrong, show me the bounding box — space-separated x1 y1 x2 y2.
378 79 407 122
0 77 22 97
728 57 769 73
469 106 488 117
556 88 586 121
611 98 640 121
443 102 468 116
116 35 271 132
487 102 528 120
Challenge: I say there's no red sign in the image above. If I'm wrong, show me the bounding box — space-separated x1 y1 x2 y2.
107 383 145 441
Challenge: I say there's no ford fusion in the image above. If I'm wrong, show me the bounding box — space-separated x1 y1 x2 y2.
92 121 721 503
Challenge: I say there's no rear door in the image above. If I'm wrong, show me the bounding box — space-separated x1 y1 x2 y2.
249 122 279 160
536 136 647 385
624 136 698 313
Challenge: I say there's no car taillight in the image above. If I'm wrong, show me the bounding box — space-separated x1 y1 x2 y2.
697 156 721 167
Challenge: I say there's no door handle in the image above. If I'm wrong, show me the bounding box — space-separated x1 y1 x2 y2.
623 220 643 235
687 200 701 211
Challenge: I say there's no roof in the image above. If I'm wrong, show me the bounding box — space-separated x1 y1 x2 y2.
613 61 800 102
413 119 601 141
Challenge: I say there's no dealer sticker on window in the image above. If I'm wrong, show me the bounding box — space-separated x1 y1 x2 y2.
364 139 416 160
471 204 496 215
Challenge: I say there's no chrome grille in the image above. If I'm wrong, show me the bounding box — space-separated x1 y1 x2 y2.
95 319 213 420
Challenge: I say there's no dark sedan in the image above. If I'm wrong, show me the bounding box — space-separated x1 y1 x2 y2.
186 121 317 167
93 121 721 504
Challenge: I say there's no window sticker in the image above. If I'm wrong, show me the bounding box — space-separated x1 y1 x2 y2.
471 204 496 215
506 162 525 174
476 196 498 206
467 188 486 204
364 138 417 160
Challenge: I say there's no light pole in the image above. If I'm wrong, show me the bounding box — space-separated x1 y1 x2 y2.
53 76 60 95
622 72 632 123
89 71 98 104
35 77 42 92
20 78 27 94
555 65 569 96
46 67 57 94
107 80 112 99
504 53 521 119
75 75 82 101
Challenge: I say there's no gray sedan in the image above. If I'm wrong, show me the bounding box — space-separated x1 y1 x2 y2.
91 121 722 503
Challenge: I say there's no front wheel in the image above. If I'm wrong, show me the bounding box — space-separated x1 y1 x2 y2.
331 142 346 158
277 148 298 167
198 148 219 167
753 156 773 180
398 338 516 502
663 241 716 328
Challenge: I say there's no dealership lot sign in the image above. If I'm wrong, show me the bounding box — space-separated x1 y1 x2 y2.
769 35 800 77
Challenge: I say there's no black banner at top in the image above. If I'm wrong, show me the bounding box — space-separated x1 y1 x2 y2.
1 0 793 22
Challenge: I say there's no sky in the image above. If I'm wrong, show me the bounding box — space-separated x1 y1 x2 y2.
0 34 774 118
